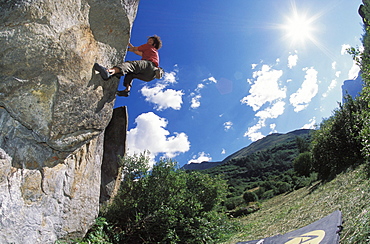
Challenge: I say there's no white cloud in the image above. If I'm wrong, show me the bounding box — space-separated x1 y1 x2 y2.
331 61 337 70
188 152 212 164
335 71 341 78
269 123 277 133
289 67 319 112
244 101 285 142
241 64 286 111
141 67 184 110
244 120 265 142
161 64 179 83
221 148 226 155
322 79 337 98
197 83 205 90
251 64 258 69
340 44 362 79
302 117 316 129
348 60 361 79
163 71 177 83
242 64 287 142
190 94 201 108
190 76 217 109
223 121 233 131
255 100 285 120
288 54 298 69
141 84 184 110
339 44 362 79
341 44 351 55
127 112 190 165
207 77 217 83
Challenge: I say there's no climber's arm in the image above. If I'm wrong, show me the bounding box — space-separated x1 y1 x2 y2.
128 43 143 56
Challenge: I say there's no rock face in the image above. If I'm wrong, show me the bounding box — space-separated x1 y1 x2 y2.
0 0 138 243
100 106 128 203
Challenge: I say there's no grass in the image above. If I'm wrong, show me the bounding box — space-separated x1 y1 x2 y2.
224 164 370 243
64 164 369 244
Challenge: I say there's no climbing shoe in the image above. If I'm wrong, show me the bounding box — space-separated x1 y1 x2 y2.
117 90 130 97
94 63 111 80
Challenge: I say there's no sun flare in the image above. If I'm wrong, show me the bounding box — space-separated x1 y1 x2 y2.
284 13 315 44
277 1 322 48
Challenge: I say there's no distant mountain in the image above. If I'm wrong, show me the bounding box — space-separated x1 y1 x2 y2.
182 129 312 171
342 71 364 104
182 161 223 170
201 129 313 198
221 129 312 163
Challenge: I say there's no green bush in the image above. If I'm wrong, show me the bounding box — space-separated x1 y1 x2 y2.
243 191 258 203
275 181 291 194
293 151 313 177
97 153 238 243
311 96 366 180
296 136 311 153
346 2 370 167
261 190 275 199
292 173 317 190
224 196 245 210
253 186 266 199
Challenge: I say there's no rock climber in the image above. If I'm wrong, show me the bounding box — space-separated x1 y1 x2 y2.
94 35 164 97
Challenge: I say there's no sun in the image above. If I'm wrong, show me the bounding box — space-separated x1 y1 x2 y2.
284 13 315 45
278 2 321 48
275 1 335 58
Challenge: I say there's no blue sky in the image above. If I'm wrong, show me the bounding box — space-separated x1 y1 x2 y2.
114 0 363 167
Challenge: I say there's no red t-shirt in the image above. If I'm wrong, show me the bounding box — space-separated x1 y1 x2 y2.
138 43 159 67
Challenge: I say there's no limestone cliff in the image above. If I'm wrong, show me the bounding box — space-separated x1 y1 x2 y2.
0 0 138 243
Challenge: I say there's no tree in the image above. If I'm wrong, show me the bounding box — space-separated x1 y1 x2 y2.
296 136 310 153
293 151 313 177
243 191 258 203
311 96 366 180
102 153 236 243
275 181 291 194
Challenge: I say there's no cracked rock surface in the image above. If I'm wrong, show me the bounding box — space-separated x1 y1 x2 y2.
0 0 138 242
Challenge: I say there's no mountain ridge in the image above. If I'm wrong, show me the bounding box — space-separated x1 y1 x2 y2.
183 128 312 171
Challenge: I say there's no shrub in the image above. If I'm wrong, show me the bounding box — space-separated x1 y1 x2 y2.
243 191 258 203
99 153 238 243
261 190 275 199
275 181 291 194
311 96 366 180
224 196 245 210
293 151 313 177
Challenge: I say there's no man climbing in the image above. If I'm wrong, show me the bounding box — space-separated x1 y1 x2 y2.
94 35 163 97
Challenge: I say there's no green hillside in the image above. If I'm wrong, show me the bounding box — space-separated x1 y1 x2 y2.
183 129 312 171
221 129 312 163
224 163 370 243
200 130 313 200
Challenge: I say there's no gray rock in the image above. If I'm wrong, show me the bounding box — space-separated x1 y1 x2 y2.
100 106 128 204
0 0 138 242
